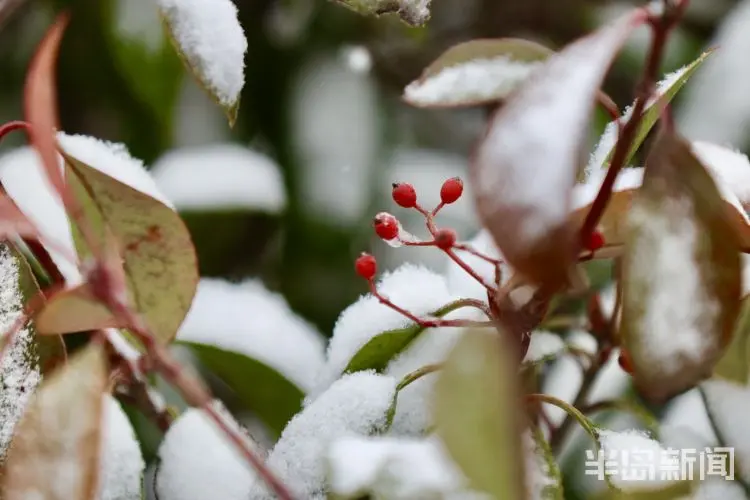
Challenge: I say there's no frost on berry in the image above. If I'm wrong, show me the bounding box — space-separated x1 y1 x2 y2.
435 228 457 250
392 182 417 208
373 212 399 241
440 177 464 205
355 253 377 280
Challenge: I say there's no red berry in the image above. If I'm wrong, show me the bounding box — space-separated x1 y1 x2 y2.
440 177 464 204
435 228 457 250
392 182 417 208
618 349 634 374
355 252 377 280
373 212 399 240
586 230 606 252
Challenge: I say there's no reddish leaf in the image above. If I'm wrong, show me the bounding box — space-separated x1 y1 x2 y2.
469 11 644 288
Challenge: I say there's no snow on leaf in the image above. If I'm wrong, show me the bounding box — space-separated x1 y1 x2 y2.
621 132 742 403
158 0 248 125
3 342 108 500
331 0 432 27
151 144 287 213
155 402 261 500
98 395 146 500
434 329 524 499
691 141 750 209
35 144 198 344
0 246 43 464
523 331 566 364
325 435 486 499
596 429 683 492
253 371 397 498
177 278 324 391
314 264 458 395
470 11 644 288
587 50 713 173
403 38 551 108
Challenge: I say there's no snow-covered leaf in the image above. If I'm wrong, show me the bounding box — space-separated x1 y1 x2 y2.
3 342 108 500
252 371 397 498
621 132 742 403
99 395 146 500
343 299 470 375
434 329 524 498
326 435 484 499
403 38 551 108
692 141 750 210
36 148 198 344
178 341 304 438
158 0 248 125
0 244 63 468
470 12 644 288
588 50 713 172
155 402 260 500
331 0 431 27
714 295 750 384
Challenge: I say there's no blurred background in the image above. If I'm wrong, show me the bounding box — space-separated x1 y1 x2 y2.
0 0 745 336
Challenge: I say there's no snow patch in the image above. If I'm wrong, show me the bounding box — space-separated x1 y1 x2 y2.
691 141 750 207
155 403 260 500
177 278 326 392
98 396 145 500
157 0 247 107
700 379 750 482
597 429 679 490
523 331 566 363
404 57 542 106
152 144 286 213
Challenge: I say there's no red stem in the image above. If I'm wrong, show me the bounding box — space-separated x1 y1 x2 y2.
0 121 29 143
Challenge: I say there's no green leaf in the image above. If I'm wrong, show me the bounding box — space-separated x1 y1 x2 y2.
714 294 750 384
433 329 524 499
590 50 713 171
3 342 108 500
35 151 199 344
159 7 244 126
178 341 304 438
330 0 431 26
343 300 475 375
621 131 742 403
470 13 642 289
403 38 552 108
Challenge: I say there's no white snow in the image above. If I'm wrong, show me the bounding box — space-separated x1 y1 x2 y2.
253 371 397 498
691 141 750 207
471 13 639 248
340 45 372 74
444 229 507 302
326 435 483 499
677 0 750 147
700 379 750 481
151 144 286 213
98 396 145 500
523 331 566 363
314 264 458 395
661 388 717 447
523 430 559 499
626 197 719 375
403 57 543 106
572 167 644 211
0 245 41 459
596 429 679 489
157 0 247 107
155 403 261 500
0 134 174 284
176 278 326 392
588 62 699 173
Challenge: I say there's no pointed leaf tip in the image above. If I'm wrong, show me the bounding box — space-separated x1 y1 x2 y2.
470 11 644 288
24 12 70 198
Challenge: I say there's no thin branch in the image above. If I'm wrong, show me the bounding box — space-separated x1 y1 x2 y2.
579 3 685 244
444 248 497 292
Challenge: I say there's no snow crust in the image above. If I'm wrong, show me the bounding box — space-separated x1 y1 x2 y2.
98 396 145 500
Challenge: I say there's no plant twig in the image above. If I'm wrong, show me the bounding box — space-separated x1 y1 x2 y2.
579 2 686 245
